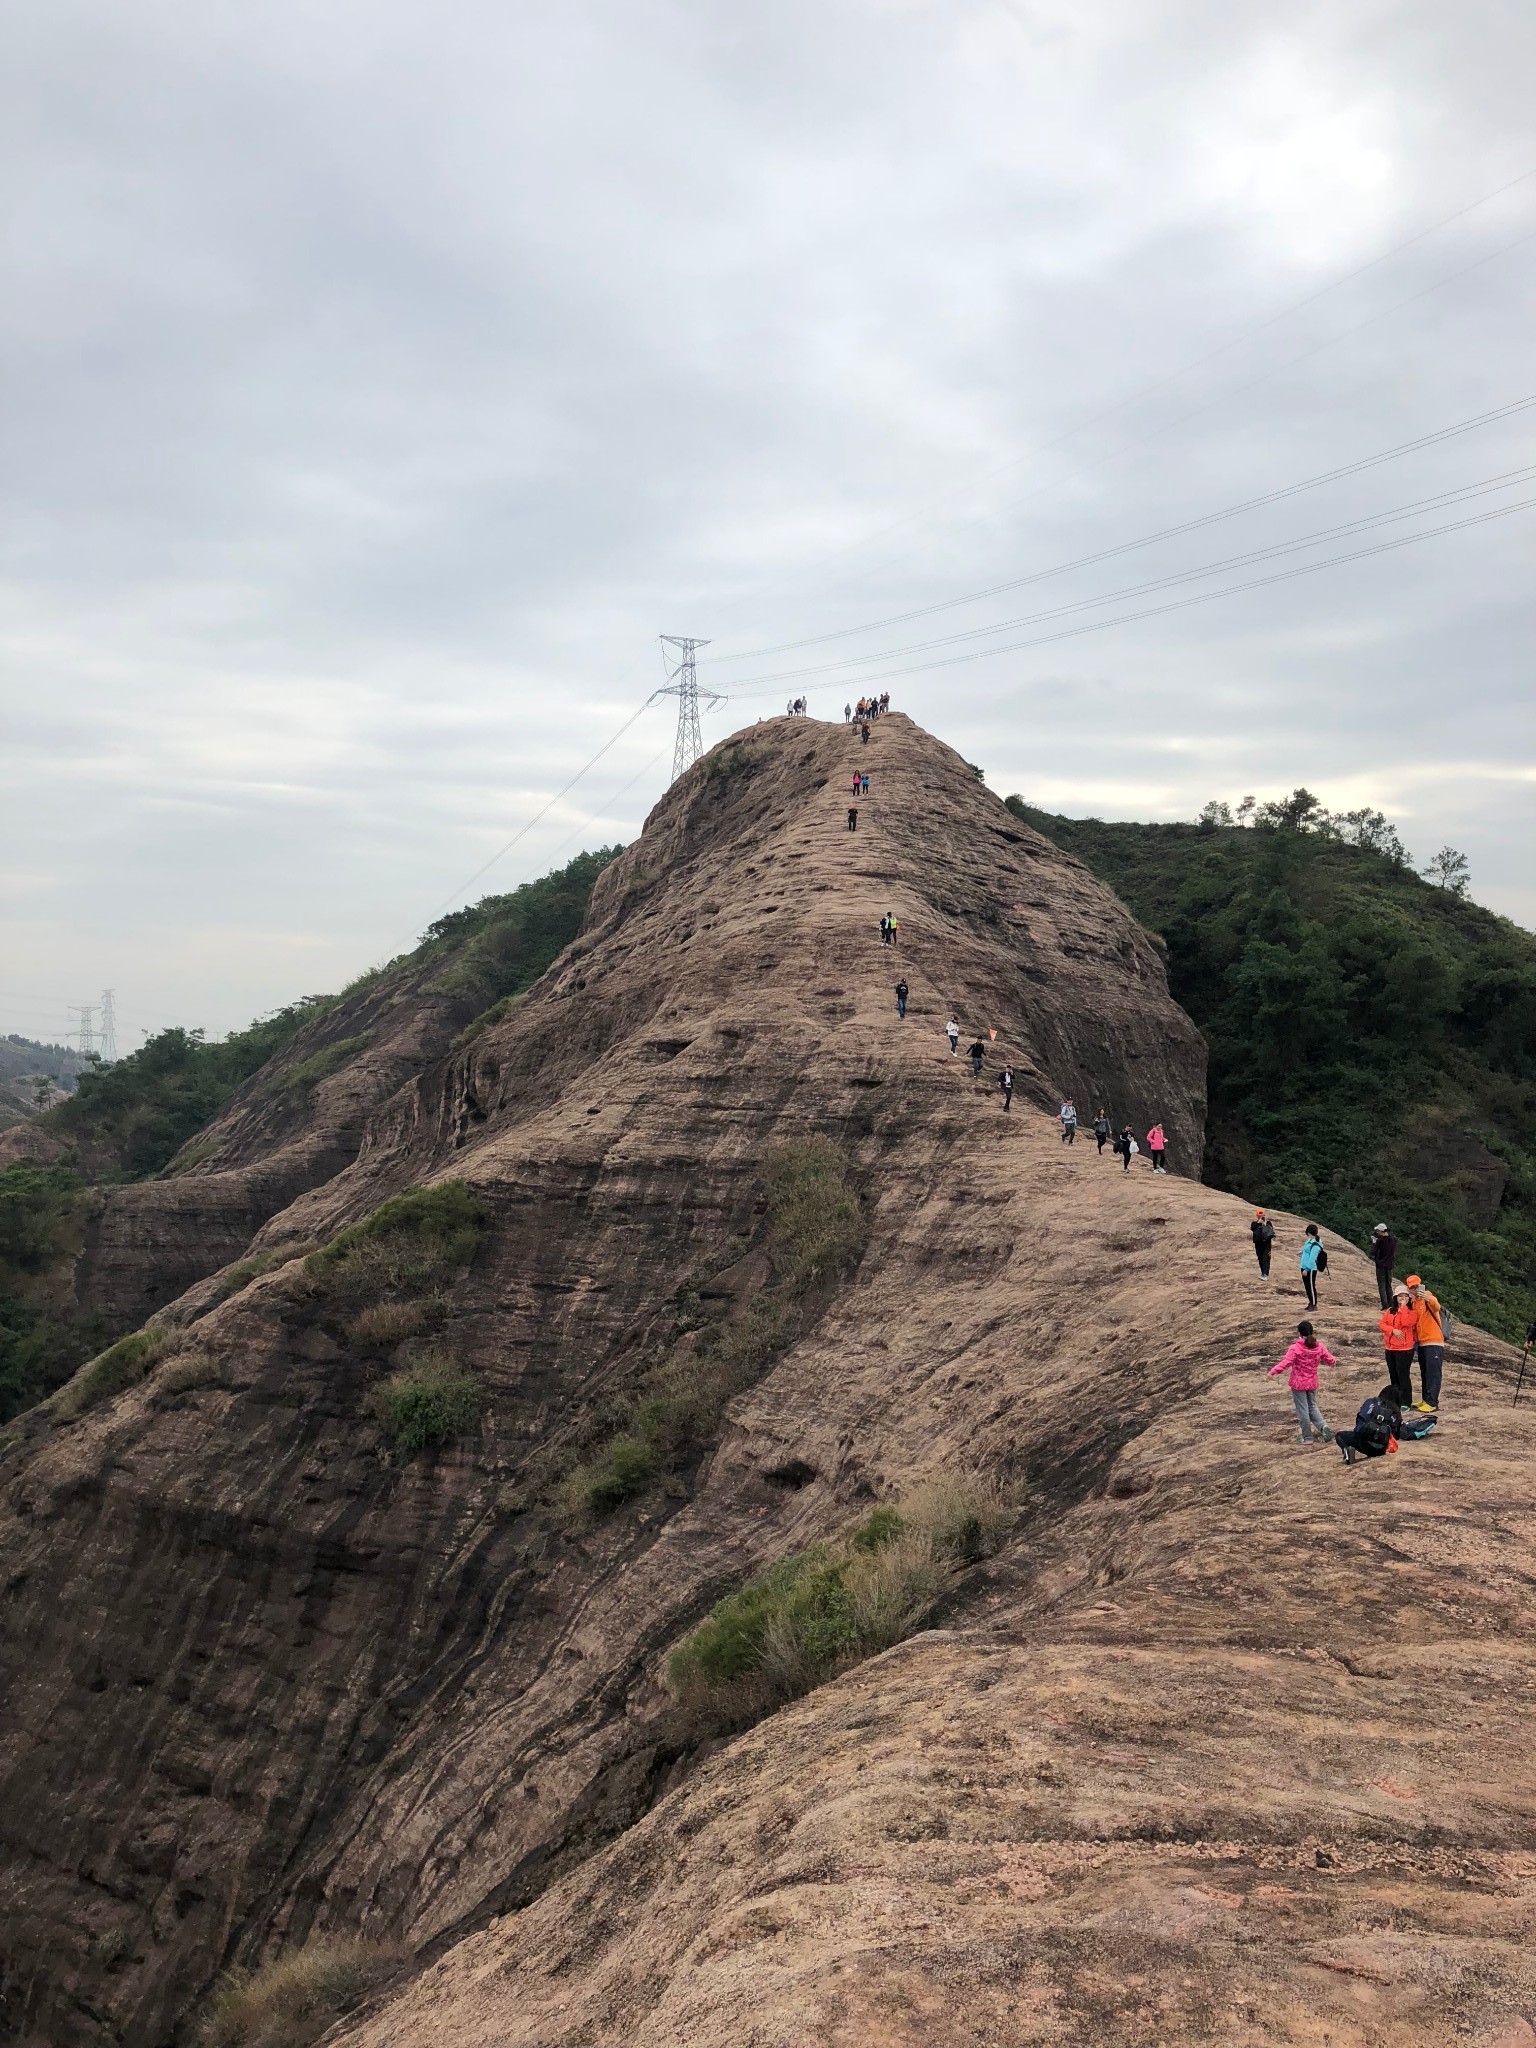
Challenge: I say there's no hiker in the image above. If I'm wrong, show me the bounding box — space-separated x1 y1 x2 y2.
1335 1391 1398 1465
1376 1383 1438 1442
1092 1109 1111 1154
886 912 899 945
1370 1224 1397 1310
1059 1099 1077 1144
1114 1125 1135 1172
1267 1321 1338 1446
1406 1275 1445 1413
860 773 869 795
1379 1282 1418 1408
1146 1122 1166 1174
894 978 908 1019
946 1017 960 1056
1250 1209 1275 1278
847 805 859 831
844 703 852 722
1000 1065 1014 1111
879 914 891 946
880 691 889 712
851 772 862 795
861 722 870 744
1299 1224 1325 1310
968 1038 986 1077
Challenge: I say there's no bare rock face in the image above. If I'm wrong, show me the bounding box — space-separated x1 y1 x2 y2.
9 715 1525 2048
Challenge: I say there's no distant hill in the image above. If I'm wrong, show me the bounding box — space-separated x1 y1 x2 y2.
0 1034 88 1131
1007 793 1536 1342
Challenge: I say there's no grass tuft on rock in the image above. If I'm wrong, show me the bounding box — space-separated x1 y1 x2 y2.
199 1936 397 2048
666 1475 1012 1724
50 1327 172 1422
364 1352 481 1456
306 1183 486 1300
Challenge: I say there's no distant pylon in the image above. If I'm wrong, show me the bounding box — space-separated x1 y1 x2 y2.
657 636 724 782
99 989 117 1062
68 1004 96 1058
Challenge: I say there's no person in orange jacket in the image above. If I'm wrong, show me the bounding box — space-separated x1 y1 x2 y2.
1379 1282 1418 1408
1406 1275 1445 1412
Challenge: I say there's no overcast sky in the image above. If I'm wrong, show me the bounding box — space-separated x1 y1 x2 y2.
2 0 1533 1045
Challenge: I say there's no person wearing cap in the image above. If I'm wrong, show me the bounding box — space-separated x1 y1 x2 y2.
1379 1283 1418 1408
1406 1276 1445 1412
1370 1224 1397 1310
1250 1209 1275 1278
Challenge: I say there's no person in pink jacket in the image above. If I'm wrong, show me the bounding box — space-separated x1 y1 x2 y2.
1268 1320 1338 1445
1146 1123 1167 1173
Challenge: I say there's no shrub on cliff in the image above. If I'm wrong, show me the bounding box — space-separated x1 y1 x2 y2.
666 1476 1012 1723
364 1353 481 1455
306 1183 487 1299
50 1327 172 1422
199 1936 398 2048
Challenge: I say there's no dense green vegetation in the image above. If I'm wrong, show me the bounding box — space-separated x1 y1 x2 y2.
0 851 615 1422
1007 793 1536 1341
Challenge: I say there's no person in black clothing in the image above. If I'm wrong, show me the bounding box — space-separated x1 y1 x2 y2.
1370 1224 1397 1309
999 1065 1014 1111
968 1039 986 1077
879 914 892 946
1092 1109 1111 1153
894 978 908 1018
1251 1210 1275 1278
847 805 858 831
861 722 870 744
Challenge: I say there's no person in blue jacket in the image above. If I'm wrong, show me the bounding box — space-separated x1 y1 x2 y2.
1300 1223 1325 1310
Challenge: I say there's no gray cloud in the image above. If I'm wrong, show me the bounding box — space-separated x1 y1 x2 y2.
2 0 1533 1039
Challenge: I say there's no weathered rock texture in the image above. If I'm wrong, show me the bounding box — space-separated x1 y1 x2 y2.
0 714 1529 2048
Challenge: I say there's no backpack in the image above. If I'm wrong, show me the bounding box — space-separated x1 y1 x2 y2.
1315 1246 1329 1273
1440 1308 1457 1347
1353 1396 1395 1455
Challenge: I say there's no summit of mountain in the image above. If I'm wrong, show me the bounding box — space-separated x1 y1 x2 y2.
0 714 1531 2048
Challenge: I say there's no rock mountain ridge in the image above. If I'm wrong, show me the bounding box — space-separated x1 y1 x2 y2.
0 714 1530 2048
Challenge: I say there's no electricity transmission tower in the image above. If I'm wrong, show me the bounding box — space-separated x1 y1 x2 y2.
99 990 117 1062
657 636 723 783
68 1004 96 1058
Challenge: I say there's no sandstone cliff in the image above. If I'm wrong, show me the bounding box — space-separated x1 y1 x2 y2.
0 715 1529 2048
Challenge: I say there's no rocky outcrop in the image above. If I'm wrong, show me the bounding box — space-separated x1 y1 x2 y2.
3 714 1525 2048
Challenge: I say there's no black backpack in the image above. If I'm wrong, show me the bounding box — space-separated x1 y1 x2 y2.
1353 1396 1395 1454
1315 1246 1329 1272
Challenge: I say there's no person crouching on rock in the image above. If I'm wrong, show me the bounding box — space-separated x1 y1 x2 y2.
1268 1321 1338 1446
1335 1390 1399 1465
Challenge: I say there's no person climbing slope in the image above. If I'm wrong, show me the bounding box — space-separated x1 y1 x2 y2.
894 978 908 1019
1146 1122 1166 1174
1299 1224 1325 1310
1059 1099 1077 1144
1092 1109 1111 1154
1371 1224 1397 1310
999 1065 1014 1111
847 805 859 831
1250 1209 1275 1278
968 1039 986 1077
879 914 892 946
946 1017 960 1056
1267 1321 1338 1446
1379 1282 1418 1408
1114 1125 1135 1172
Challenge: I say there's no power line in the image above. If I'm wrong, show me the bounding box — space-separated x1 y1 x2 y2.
713 392 1536 662
714 465 1536 687
719 493 1536 694
700 166 1536 631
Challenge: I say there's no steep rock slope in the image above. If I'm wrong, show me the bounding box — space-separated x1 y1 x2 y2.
0 717 1206 2046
